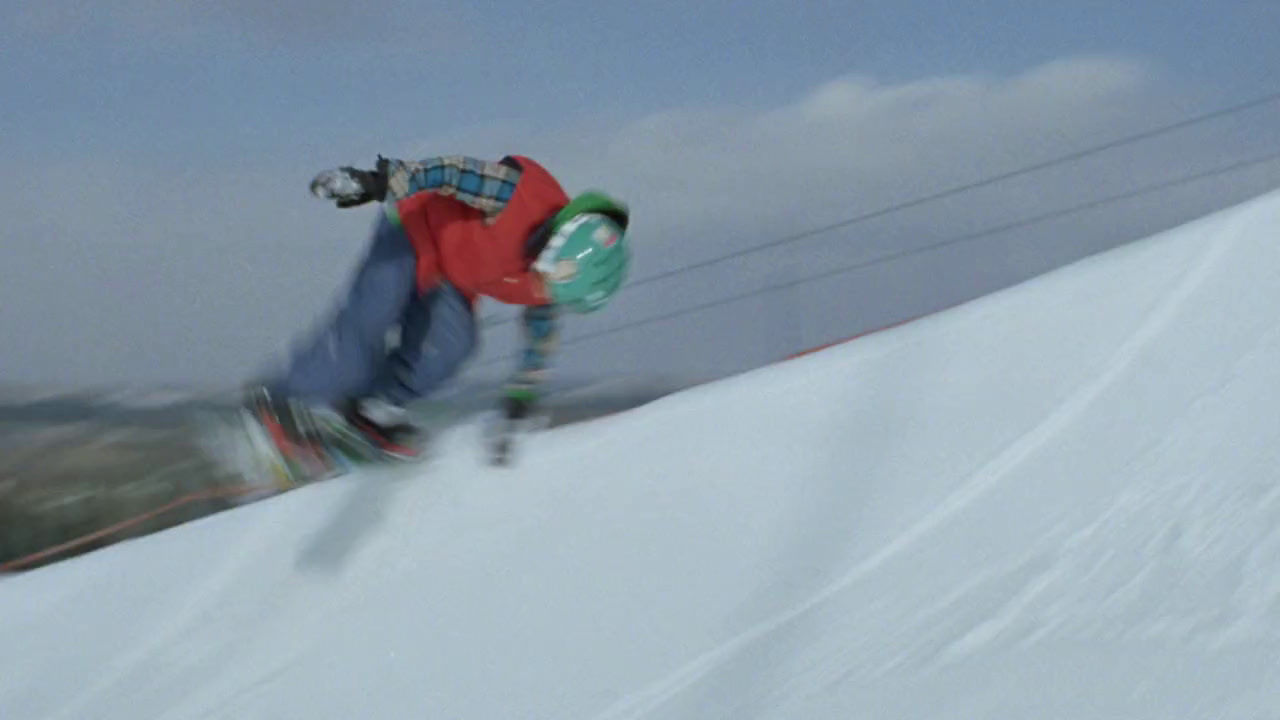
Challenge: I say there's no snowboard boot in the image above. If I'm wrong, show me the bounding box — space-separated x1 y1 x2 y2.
332 396 427 462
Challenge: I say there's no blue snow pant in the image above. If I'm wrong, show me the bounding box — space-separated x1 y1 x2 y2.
267 213 478 408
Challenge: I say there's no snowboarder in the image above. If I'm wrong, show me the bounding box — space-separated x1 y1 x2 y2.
246 154 631 468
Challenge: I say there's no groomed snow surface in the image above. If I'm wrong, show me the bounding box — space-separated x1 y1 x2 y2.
5 190 1280 719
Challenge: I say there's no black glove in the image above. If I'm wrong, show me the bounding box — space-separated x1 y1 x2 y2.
309 155 390 208
502 393 532 421
489 392 534 466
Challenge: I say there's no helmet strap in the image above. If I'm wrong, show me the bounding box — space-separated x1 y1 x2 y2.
533 214 593 274
533 232 567 275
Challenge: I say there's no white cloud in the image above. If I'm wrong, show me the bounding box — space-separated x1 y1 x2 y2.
558 56 1161 230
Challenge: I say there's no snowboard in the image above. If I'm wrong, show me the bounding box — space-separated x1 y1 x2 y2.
196 388 547 493
197 392 435 492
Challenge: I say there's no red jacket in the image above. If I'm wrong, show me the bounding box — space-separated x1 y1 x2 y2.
393 156 569 306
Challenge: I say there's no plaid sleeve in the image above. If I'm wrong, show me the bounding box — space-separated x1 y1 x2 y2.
505 304 558 400
384 156 521 217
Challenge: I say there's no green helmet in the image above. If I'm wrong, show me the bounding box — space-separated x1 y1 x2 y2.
536 191 631 313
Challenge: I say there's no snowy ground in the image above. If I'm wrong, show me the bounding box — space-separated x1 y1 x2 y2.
4 190 1280 718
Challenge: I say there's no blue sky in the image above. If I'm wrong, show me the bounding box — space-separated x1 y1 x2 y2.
2 1 1279 389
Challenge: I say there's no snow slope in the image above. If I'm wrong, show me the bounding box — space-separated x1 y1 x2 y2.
4 189 1280 718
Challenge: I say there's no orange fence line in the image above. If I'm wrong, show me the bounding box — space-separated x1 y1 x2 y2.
786 311 935 360
1 485 266 573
